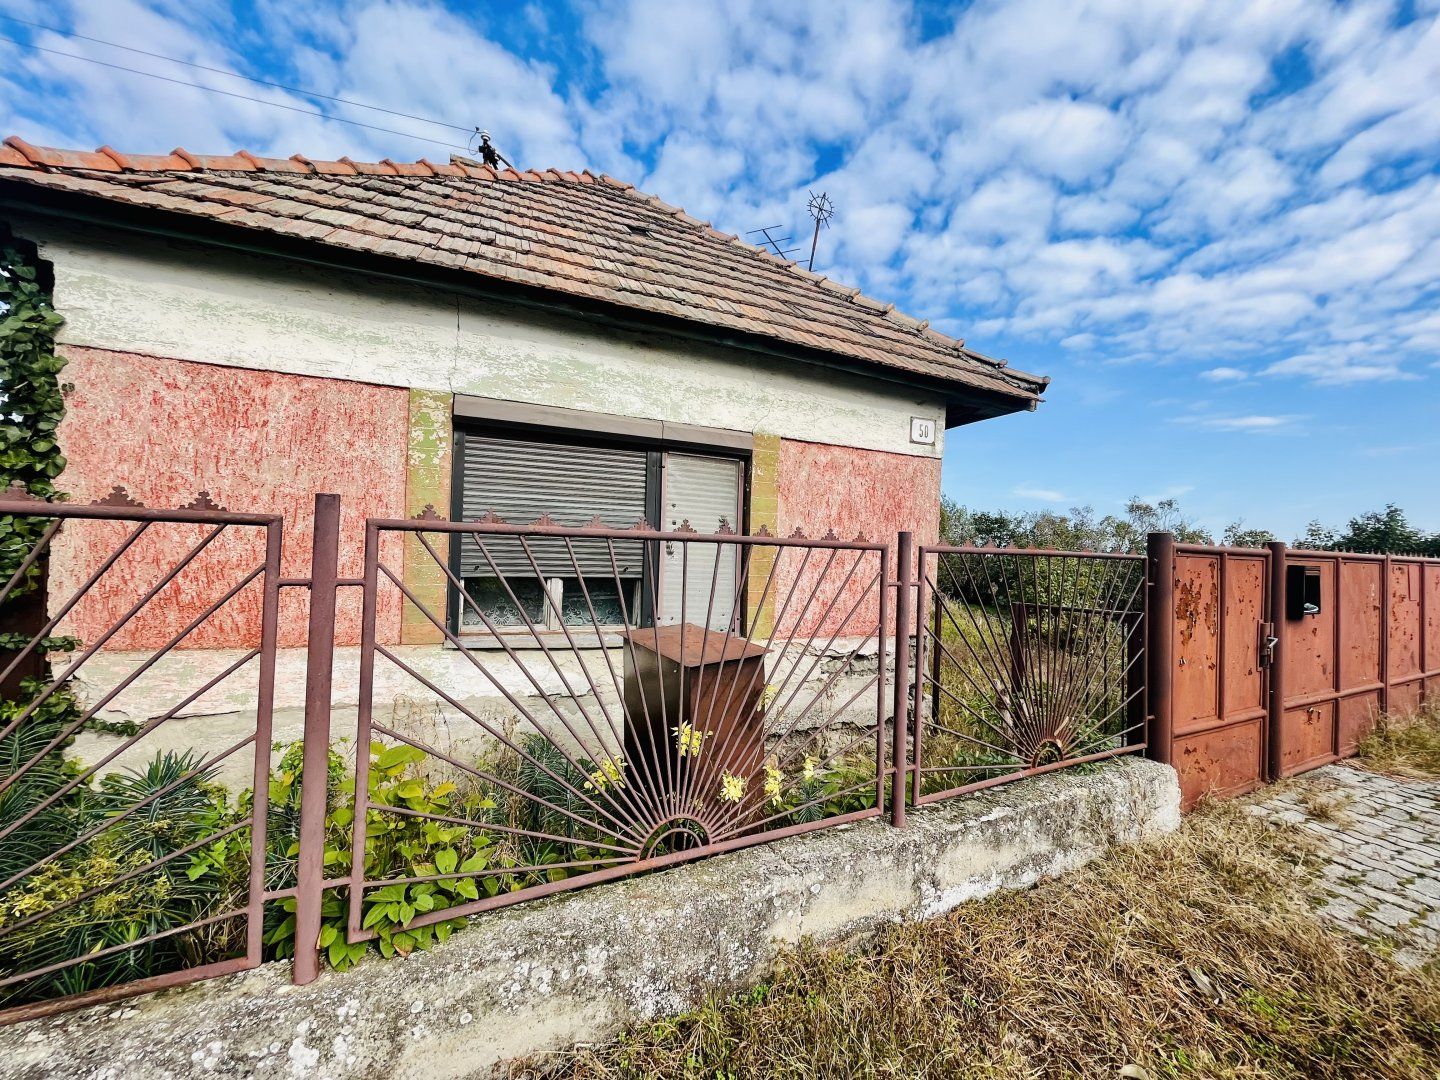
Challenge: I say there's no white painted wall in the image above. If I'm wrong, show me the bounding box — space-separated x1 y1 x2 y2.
19 216 946 458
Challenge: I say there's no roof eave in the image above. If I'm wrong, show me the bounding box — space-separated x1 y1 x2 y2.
0 178 1045 420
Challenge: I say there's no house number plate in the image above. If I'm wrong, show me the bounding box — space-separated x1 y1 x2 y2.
909 417 936 445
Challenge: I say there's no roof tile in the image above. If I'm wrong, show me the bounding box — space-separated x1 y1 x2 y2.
340 157 398 175
182 151 256 171
0 136 1047 405
4 137 119 171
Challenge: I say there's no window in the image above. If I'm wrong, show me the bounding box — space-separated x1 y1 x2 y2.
452 428 745 639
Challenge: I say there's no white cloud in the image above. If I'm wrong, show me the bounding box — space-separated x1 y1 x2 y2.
1182 414 1303 432
1012 485 1070 503
1262 346 1413 385
1200 366 1250 382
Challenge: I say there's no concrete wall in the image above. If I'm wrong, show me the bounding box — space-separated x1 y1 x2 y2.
26 217 946 460
0 759 1181 1080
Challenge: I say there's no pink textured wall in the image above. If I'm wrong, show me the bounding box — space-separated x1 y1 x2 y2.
774 439 941 636
52 347 407 649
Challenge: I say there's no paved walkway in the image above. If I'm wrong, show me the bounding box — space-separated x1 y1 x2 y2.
1251 763 1440 966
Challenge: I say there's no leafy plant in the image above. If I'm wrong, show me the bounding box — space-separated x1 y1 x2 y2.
0 236 67 594
0 751 230 1006
0 672 84 887
255 740 495 970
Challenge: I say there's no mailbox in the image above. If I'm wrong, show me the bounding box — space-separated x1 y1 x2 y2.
1286 564 1322 620
622 623 768 807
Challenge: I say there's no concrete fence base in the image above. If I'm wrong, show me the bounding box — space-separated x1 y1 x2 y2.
0 758 1180 1080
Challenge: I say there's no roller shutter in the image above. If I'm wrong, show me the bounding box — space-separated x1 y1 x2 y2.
457 433 648 579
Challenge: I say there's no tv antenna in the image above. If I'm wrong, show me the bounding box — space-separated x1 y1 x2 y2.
746 225 800 260
805 190 836 271
468 129 513 170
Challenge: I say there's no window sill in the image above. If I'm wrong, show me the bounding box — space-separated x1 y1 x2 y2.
447 630 628 651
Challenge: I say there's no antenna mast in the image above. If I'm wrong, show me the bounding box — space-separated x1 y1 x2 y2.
806 190 836 271
745 226 800 260
469 128 513 170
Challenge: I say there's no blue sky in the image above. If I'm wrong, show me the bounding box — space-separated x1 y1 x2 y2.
1 0 1438 540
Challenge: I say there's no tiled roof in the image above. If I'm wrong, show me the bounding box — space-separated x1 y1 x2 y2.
0 137 1047 407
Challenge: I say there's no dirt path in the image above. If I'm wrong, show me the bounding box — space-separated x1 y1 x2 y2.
1251 763 1440 966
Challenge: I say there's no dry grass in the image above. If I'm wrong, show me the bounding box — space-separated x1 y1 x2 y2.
1356 704 1440 778
1295 784 1354 825
519 801 1440 1079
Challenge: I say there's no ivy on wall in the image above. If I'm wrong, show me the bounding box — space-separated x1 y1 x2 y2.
0 234 66 604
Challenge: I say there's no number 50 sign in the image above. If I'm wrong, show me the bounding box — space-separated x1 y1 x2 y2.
909 417 936 445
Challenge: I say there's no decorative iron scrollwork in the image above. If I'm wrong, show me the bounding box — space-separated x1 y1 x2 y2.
91 485 145 508
183 491 227 512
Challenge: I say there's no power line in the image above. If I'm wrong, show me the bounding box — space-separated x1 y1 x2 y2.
0 13 474 136
0 32 472 154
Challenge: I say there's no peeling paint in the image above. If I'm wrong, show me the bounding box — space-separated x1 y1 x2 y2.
775 439 940 635
53 346 408 648
27 218 947 461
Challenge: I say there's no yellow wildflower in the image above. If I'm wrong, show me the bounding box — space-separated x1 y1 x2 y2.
802 756 817 782
719 773 746 803
673 722 711 758
764 764 784 806
585 756 626 792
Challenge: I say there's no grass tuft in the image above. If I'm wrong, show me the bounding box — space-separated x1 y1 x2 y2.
1356 704 1440 778
519 800 1440 1079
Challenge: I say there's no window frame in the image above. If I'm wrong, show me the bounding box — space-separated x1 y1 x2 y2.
447 408 751 647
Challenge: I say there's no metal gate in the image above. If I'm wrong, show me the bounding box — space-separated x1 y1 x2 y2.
1148 535 1440 807
908 540 1149 808
1148 537 1274 809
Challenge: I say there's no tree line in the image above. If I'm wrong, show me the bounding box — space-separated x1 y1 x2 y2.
941 498 1440 557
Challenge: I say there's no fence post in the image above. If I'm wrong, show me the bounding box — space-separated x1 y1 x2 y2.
1266 540 1288 781
1144 532 1175 767
1380 553 1392 719
891 531 914 827
293 493 341 985
0 552 46 700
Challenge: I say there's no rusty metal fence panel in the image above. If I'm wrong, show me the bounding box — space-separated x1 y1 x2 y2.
909 543 1148 807
341 512 891 942
1147 536 1440 804
1157 541 1273 809
1272 549 1440 778
0 485 282 1024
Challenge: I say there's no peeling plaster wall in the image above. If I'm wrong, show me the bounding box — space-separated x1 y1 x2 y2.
0 759 1182 1080
25 217 947 460
771 439 942 636
53 346 407 649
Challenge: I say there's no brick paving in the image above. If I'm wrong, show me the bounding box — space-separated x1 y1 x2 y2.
1251 763 1440 966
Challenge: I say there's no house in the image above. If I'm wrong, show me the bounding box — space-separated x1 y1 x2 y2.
0 136 1047 772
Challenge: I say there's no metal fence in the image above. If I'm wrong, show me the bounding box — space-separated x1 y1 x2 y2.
10 485 1436 1021
909 542 1149 807
339 514 892 939
0 485 282 1024
0 488 1151 1022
